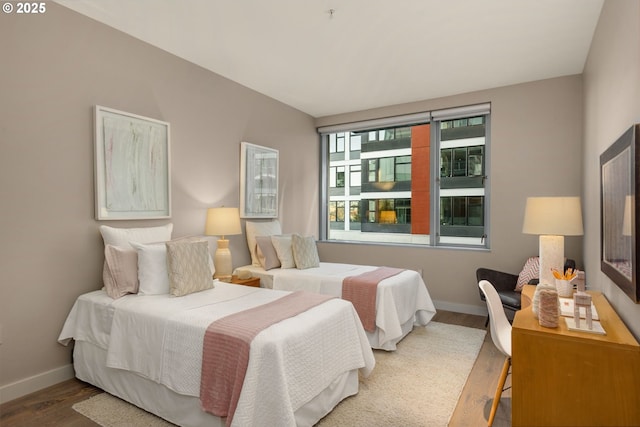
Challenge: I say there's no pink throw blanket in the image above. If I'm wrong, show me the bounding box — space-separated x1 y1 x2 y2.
200 291 334 426
343 267 404 332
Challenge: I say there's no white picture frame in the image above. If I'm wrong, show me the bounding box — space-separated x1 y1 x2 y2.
240 142 279 218
94 105 171 220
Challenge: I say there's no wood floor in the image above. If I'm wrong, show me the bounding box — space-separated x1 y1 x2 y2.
0 310 511 427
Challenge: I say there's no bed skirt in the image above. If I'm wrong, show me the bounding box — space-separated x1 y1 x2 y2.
73 341 359 427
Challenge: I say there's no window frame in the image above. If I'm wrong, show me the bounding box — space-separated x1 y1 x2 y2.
319 104 490 249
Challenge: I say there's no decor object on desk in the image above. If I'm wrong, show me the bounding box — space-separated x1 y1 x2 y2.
575 270 586 292
555 279 573 297
538 288 559 328
531 283 556 319
552 267 577 297
94 105 171 220
240 142 279 218
522 196 583 287
600 124 640 303
205 207 241 281
573 292 593 330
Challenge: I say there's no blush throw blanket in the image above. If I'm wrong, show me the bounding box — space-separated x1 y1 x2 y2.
200 291 334 426
343 267 404 332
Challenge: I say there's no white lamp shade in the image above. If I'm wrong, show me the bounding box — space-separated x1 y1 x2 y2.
522 197 584 236
205 207 242 237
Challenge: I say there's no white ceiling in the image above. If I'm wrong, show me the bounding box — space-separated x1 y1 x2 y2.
55 0 604 118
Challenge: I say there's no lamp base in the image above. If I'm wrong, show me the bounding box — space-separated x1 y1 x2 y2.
539 235 564 287
213 239 233 282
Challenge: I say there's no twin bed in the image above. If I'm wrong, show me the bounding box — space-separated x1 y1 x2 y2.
237 262 435 351
242 220 436 351
59 282 374 427
58 223 436 426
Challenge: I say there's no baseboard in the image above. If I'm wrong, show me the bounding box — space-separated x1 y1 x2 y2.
0 364 75 404
433 299 488 316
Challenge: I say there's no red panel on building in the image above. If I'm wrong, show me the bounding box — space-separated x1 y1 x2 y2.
411 124 430 235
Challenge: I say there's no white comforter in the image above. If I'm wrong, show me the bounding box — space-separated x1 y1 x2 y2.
238 262 436 349
58 282 375 427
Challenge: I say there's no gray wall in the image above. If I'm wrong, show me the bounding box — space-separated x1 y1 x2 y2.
0 3 318 402
316 76 584 314
4 0 639 405
582 0 640 337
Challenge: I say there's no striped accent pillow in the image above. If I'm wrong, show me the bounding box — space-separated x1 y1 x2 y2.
515 256 539 291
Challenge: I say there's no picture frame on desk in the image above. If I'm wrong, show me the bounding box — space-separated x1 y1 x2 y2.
600 124 640 303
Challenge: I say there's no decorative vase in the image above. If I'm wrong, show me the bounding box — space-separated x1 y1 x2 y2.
532 284 557 319
538 288 559 328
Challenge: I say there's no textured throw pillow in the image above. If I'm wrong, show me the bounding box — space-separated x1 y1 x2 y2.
130 241 170 295
515 256 540 292
99 224 173 249
292 234 320 269
270 234 295 269
103 245 139 299
245 220 282 266
255 235 281 270
166 239 214 297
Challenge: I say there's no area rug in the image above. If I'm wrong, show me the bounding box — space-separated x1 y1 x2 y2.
73 322 486 427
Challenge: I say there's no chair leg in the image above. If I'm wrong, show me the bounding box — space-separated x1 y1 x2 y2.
487 356 510 427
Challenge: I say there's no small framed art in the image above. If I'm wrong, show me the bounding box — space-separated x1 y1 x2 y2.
240 142 278 218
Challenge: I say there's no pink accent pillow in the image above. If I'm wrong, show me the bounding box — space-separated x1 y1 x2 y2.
103 245 139 299
515 256 539 292
255 235 281 270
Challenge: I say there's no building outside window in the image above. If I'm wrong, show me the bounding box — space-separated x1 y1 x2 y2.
319 104 490 248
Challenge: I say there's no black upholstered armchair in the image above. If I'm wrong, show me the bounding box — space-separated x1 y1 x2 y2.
476 258 576 324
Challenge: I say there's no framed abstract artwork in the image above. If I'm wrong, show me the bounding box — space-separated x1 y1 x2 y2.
600 124 640 303
240 142 279 218
94 105 171 220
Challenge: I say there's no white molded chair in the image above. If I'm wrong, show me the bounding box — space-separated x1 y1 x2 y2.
478 279 512 427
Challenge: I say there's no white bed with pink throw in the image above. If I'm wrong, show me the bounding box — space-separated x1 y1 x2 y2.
238 262 435 351
242 220 436 352
58 281 375 427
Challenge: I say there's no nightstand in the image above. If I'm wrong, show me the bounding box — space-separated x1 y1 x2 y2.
230 275 261 288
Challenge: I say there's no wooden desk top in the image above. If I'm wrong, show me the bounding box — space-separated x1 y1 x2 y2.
514 285 639 348
512 285 640 426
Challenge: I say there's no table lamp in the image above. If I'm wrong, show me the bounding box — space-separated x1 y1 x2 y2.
205 207 242 282
522 197 584 286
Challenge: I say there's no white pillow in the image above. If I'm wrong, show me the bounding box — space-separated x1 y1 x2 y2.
100 224 173 249
270 234 295 269
130 241 170 295
245 220 282 266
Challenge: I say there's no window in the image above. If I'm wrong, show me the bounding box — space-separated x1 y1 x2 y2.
329 133 346 153
349 165 361 187
319 104 490 248
364 156 411 184
329 201 345 222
